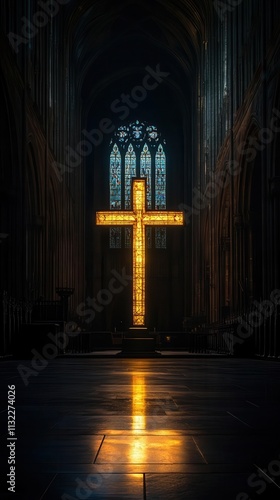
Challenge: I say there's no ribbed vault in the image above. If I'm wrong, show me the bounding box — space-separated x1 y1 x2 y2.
62 0 212 112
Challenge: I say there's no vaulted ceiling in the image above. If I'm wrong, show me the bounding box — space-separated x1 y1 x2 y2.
62 0 213 116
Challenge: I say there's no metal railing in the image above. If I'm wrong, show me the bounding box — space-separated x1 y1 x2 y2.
64 328 234 354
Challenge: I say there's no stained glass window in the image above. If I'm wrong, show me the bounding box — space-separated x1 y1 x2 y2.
146 226 152 249
111 121 165 150
125 227 132 248
110 143 121 248
109 123 167 249
125 144 136 209
124 144 136 247
146 125 159 141
155 228 167 248
140 143 152 247
155 144 166 210
116 125 129 144
155 144 166 248
110 143 121 209
140 144 152 208
131 122 145 141
110 228 122 249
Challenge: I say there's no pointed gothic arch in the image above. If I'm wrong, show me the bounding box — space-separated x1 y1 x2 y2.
108 121 167 249
25 142 43 299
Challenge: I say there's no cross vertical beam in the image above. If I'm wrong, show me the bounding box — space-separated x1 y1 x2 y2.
133 180 146 325
96 178 184 326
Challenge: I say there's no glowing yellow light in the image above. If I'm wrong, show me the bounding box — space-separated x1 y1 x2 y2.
129 371 186 465
96 178 184 326
132 374 146 431
131 373 146 463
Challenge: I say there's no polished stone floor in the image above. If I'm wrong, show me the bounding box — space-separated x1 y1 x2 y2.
1 358 280 499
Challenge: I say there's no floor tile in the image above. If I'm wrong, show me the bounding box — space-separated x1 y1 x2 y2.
96 435 205 464
145 472 280 500
1 358 280 499
42 473 144 499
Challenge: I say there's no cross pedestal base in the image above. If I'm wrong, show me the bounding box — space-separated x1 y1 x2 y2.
127 327 149 337
117 327 161 357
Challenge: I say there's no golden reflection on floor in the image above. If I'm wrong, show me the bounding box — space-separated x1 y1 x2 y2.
130 373 147 463
132 374 146 430
129 372 185 465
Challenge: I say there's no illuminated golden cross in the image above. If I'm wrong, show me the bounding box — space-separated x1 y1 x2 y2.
96 178 184 326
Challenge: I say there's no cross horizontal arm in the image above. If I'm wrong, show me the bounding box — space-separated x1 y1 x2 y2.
96 178 184 328
96 212 135 226
142 212 184 226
